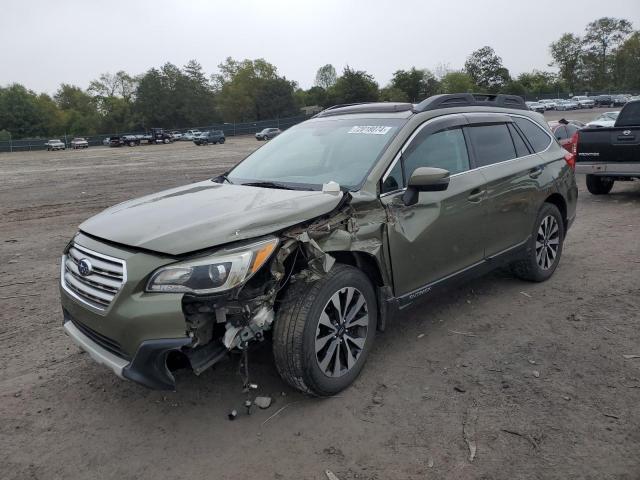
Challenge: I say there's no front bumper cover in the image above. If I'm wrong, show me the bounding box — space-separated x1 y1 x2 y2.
64 313 191 390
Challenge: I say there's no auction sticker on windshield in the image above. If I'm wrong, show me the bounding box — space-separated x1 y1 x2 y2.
348 126 393 135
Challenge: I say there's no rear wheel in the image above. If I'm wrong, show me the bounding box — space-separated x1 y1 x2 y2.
511 203 564 282
586 175 614 195
273 265 377 396
128 141 135 147
219 138 225 144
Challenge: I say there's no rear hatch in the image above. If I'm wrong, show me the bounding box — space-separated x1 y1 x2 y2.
577 127 640 164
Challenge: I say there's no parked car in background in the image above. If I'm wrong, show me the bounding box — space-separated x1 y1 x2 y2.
571 96 595 109
59 93 577 395
183 130 202 141
170 131 183 140
70 137 89 149
525 101 546 113
556 99 579 111
548 120 581 153
565 119 586 128
594 95 613 107
576 99 640 195
586 111 619 128
193 130 225 145
147 128 173 144
102 137 111 146
45 139 66 151
612 95 629 107
255 127 281 140
109 135 141 147
539 99 557 110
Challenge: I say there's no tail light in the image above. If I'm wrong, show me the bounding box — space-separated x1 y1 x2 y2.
564 131 578 170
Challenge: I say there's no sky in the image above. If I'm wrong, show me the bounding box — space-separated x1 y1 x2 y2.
1 0 639 94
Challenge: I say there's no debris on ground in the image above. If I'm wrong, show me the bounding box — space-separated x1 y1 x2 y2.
622 354 640 359
427 457 434 468
228 409 238 421
567 313 583 322
519 291 532 298
463 405 478 462
325 470 340 480
448 330 478 337
454 385 466 393
254 396 273 409
532 370 540 378
417 333 425 339
603 412 620 419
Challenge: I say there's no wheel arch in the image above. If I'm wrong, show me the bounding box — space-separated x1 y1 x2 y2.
543 193 567 232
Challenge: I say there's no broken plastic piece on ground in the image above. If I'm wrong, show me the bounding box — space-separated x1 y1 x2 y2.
228 409 238 420
254 396 272 409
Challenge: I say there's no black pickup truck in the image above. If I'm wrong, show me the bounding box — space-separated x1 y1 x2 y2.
576 100 640 194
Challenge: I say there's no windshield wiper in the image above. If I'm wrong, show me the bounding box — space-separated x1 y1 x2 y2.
241 181 305 191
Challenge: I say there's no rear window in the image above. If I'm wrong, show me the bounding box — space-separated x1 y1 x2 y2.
513 117 551 153
616 102 640 127
466 124 516 167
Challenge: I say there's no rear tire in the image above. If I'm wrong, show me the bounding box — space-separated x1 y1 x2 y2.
511 203 564 282
586 175 614 195
219 138 225 144
273 265 377 396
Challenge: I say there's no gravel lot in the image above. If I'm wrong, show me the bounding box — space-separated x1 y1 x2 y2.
1 128 639 480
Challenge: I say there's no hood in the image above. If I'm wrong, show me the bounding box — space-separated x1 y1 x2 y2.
80 180 344 255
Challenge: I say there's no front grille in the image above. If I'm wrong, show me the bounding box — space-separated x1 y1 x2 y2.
61 243 126 312
65 312 130 360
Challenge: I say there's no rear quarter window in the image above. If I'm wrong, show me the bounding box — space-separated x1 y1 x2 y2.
513 117 552 153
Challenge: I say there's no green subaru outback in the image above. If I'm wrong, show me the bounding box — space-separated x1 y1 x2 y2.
60 94 578 395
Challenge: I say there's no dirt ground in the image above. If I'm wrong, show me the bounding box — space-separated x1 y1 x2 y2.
1 132 639 480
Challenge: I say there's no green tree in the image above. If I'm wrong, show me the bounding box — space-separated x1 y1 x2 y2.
379 86 409 102
0 84 64 138
328 67 379 105
549 33 584 92
613 32 640 91
215 58 294 122
315 64 337 89
584 17 633 88
464 46 510 91
440 71 475 93
304 86 328 107
390 68 439 102
517 70 562 96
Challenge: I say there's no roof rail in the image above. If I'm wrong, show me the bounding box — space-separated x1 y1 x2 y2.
315 102 414 118
413 93 527 112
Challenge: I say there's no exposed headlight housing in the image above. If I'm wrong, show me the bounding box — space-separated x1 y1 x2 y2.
146 237 278 294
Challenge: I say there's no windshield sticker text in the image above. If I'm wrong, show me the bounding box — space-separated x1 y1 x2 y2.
348 126 392 135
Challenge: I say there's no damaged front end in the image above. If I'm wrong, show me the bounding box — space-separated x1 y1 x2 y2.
176 193 381 381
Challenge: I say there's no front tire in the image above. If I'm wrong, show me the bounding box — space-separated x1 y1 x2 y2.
586 175 614 195
273 265 377 396
511 203 564 282
219 138 225 144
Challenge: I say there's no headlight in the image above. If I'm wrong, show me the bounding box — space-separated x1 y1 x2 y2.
146 237 278 294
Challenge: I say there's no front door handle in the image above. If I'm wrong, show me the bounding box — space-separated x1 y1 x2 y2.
529 166 544 178
468 189 485 202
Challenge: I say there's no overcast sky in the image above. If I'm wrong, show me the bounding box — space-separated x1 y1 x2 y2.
2 0 639 94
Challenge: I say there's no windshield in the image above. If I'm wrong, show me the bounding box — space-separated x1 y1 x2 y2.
228 117 405 190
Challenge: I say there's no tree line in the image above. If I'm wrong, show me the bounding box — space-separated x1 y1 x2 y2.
0 17 637 141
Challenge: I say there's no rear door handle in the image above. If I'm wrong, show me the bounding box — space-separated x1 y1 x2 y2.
468 189 485 202
529 166 544 178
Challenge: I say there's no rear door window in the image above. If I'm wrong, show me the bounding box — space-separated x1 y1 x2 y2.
466 124 516 167
513 117 552 153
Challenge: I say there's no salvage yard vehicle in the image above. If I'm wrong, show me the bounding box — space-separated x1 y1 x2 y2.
60 93 577 395
70 137 89 149
575 99 640 195
183 129 202 141
193 130 225 145
525 101 546 113
45 139 66 151
255 127 281 140
586 111 619 128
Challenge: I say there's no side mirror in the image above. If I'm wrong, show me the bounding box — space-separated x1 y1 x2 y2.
402 167 450 206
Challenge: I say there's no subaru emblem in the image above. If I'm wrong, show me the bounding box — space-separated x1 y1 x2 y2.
623 130 631 136
78 258 93 276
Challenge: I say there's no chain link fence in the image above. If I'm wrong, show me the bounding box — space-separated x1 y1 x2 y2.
0 114 311 153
